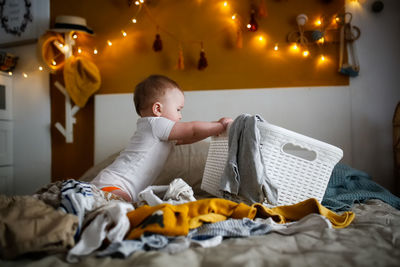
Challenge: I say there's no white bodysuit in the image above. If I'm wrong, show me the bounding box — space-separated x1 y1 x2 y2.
92 117 175 201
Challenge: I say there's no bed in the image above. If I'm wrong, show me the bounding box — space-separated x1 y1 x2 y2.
1 140 400 267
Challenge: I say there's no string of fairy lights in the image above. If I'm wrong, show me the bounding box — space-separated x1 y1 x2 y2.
6 0 363 79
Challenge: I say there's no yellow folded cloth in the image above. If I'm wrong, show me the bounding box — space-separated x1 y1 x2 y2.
125 198 355 239
63 55 101 107
126 198 255 239
253 198 355 228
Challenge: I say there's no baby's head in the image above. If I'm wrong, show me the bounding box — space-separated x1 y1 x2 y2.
134 75 184 122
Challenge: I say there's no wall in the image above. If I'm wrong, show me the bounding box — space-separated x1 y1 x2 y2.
9 44 51 195
7 0 400 195
347 1 400 194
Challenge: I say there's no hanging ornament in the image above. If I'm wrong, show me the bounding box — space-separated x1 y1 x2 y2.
177 45 184 70
236 28 243 49
197 42 208 71
258 0 268 18
152 30 163 52
247 9 258 32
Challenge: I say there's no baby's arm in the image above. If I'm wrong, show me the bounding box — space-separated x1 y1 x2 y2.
169 117 232 145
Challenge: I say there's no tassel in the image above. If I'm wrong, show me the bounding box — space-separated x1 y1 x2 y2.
258 0 267 18
177 46 184 70
247 10 258 32
236 28 243 49
197 42 208 70
152 33 163 52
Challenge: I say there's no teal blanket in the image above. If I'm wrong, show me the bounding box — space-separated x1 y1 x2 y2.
322 163 400 211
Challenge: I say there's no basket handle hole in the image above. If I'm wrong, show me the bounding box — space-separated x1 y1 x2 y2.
282 143 317 161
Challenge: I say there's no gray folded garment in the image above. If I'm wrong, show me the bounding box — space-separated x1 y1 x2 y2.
219 114 279 205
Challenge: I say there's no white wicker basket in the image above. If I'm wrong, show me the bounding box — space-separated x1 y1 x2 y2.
201 122 343 206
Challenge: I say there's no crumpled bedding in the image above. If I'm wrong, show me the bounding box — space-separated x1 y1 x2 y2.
1 199 399 267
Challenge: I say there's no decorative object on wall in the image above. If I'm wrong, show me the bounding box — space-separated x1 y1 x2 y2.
0 0 49 48
0 51 18 72
371 0 384 13
337 12 361 77
247 9 259 32
152 33 163 52
38 15 100 143
197 42 208 70
176 45 184 70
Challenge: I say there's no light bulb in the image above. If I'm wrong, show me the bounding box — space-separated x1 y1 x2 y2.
38 66 43 71
52 60 57 66
274 44 278 51
135 1 140 5
231 14 236 20
320 55 325 61
78 47 82 53
107 40 112 46
223 1 228 7
94 49 98 54
8 72 12 76
122 31 127 37
315 19 322 26
73 34 78 39
23 73 28 78
140 0 144 2
132 18 137 23
63 45 69 53
303 50 309 57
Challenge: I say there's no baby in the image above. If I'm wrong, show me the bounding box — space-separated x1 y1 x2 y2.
92 74 232 202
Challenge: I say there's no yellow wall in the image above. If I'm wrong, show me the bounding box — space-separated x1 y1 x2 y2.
51 0 347 94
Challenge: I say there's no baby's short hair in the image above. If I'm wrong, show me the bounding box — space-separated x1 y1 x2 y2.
133 74 181 116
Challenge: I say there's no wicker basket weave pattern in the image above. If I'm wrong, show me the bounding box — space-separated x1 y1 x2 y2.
201 122 343 206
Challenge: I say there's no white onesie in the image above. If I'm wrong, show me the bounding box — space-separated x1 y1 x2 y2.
92 117 175 201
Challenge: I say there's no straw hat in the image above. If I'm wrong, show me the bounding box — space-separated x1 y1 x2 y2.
63 56 101 108
52 15 94 34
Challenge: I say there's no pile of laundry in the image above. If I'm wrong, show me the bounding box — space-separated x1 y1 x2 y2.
1 179 354 263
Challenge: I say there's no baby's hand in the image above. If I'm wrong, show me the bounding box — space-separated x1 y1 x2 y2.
218 117 234 129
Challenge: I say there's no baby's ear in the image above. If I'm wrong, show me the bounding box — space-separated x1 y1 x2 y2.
152 102 162 117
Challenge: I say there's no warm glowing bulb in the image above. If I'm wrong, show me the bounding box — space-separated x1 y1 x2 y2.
107 40 112 46
223 1 228 6
73 34 78 39
8 72 12 76
303 50 309 57
317 37 325 44
274 44 278 51
259 36 263 41
78 47 82 53
231 14 236 20
94 49 98 54
247 24 251 29
140 0 144 2
23 73 28 78
320 55 325 61
315 20 322 26
58 43 63 48
63 45 69 53
52 60 57 66
122 31 127 37
38 66 43 71
135 1 140 5
132 18 137 23
292 44 298 50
